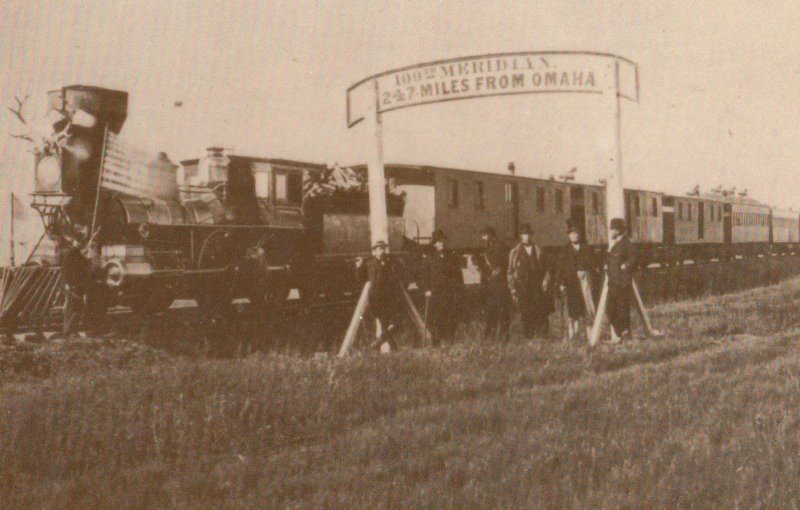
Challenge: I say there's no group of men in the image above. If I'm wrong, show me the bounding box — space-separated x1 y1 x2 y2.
357 217 637 347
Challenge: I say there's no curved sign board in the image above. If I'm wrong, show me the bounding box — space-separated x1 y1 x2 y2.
347 51 638 127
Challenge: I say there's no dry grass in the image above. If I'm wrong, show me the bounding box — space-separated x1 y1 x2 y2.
2 276 800 508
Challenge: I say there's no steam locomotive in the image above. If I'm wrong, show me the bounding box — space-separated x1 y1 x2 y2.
30 85 404 317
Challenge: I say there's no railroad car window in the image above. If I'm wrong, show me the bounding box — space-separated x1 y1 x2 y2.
555 189 564 214
274 171 304 206
651 197 658 217
710 205 714 221
678 202 683 220
632 195 640 216
474 181 484 209
591 192 599 215
536 187 546 212
687 203 693 221
448 179 459 208
504 182 513 203
718 206 722 221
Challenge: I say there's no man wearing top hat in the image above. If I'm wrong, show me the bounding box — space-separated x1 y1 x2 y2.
507 223 552 338
420 229 463 344
556 219 598 341
355 240 404 348
606 217 638 342
477 226 511 342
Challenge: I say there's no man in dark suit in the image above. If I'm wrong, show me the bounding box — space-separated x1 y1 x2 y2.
507 223 552 338
420 229 463 344
477 227 511 342
356 240 404 348
556 220 598 341
606 217 637 342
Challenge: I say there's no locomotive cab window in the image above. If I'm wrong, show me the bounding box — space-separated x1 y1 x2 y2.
274 170 303 206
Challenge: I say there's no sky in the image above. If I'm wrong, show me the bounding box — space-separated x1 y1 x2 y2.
1 0 799 261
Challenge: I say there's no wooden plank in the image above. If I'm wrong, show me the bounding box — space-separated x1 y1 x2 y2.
588 275 608 347
338 282 370 357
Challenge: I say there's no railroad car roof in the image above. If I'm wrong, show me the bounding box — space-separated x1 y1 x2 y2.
180 155 326 170
352 162 610 190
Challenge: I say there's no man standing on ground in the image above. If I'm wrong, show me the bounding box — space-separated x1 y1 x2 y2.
477 226 511 342
606 218 637 343
421 229 463 344
556 220 597 341
356 240 404 349
508 223 552 338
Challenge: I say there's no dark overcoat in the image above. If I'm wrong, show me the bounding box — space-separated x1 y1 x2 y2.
507 243 553 315
357 256 403 323
607 235 637 288
556 242 597 318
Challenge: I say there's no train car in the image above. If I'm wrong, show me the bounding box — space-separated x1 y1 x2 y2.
769 208 800 254
625 189 663 264
729 196 771 256
381 164 606 253
662 194 727 262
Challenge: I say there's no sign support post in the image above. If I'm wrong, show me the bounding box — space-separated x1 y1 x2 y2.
589 60 658 346
366 80 389 248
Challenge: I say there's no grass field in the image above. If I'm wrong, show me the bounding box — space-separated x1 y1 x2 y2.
2 275 800 508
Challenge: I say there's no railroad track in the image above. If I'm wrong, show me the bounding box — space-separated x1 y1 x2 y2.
3 254 800 343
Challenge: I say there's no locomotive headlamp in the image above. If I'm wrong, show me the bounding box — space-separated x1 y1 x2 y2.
35 155 61 191
138 223 151 240
105 259 125 287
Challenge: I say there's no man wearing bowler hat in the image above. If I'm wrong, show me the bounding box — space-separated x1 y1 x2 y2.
420 229 463 344
356 240 404 349
508 223 552 338
606 217 637 343
477 226 511 342
556 219 598 341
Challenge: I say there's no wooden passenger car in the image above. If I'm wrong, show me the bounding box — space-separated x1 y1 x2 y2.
384 164 605 253
769 207 800 255
729 197 771 254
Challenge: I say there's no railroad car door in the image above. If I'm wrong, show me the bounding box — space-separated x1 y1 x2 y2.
624 191 632 227
662 196 675 245
768 209 773 244
570 186 586 239
723 204 732 244
698 202 704 239
511 182 519 238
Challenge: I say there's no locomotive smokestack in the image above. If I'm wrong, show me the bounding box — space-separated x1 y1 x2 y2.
47 85 128 215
